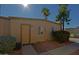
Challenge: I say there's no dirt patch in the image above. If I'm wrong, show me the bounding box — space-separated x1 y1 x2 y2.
9 40 71 55
32 40 72 54
32 40 61 54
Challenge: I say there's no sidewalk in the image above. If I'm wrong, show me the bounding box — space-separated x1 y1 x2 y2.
10 45 37 55
22 45 37 55
41 43 79 55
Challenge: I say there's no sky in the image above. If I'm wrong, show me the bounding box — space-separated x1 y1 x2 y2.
0 4 79 28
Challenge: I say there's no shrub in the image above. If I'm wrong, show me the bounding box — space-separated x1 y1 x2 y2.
0 36 16 54
51 30 70 43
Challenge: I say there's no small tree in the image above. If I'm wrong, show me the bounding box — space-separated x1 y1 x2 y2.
41 8 50 20
56 4 71 30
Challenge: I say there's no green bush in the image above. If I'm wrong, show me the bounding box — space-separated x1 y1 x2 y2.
51 31 70 43
0 36 16 54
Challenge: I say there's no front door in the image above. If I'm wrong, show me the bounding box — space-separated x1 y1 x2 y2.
21 24 30 45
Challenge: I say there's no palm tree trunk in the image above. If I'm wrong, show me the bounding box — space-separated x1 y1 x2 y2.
60 19 63 31
60 23 62 30
62 18 64 31
62 21 64 30
45 16 47 20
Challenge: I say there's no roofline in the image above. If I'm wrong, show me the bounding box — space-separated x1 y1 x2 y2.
0 16 59 25
9 16 45 21
0 16 9 20
8 16 60 25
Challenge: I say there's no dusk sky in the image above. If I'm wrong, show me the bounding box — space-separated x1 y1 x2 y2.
0 4 79 28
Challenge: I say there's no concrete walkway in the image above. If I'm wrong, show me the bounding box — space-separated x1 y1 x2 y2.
69 38 79 43
41 43 79 55
20 38 79 55
22 45 37 55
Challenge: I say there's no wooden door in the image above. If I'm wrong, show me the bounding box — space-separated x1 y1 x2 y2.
21 24 30 45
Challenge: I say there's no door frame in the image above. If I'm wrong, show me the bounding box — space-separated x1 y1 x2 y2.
20 24 31 45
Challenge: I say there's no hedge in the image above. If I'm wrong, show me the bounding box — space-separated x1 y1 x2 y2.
51 30 70 43
0 36 16 54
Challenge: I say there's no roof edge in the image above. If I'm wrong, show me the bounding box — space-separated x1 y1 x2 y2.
8 16 59 25
0 16 9 19
0 16 59 25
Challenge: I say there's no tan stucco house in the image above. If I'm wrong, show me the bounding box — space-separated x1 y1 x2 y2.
0 16 60 45
65 27 79 37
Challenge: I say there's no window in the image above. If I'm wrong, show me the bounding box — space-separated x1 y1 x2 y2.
38 26 44 35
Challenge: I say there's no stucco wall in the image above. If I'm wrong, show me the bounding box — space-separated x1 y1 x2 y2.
10 19 46 43
0 17 10 36
0 16 60 44
10 17 60 43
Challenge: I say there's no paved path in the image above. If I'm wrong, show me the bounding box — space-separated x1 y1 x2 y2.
22 45 37 55
69 38 79 43
40 43 79 55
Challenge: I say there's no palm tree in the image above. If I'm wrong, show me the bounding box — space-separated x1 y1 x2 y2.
41 8 50 20
56 4 71 30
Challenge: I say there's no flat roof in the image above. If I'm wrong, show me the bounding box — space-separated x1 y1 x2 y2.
0 16 60 25
0 16 9 19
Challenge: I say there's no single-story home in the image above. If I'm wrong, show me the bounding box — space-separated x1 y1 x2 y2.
65 27 79 38
0 16 60 45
